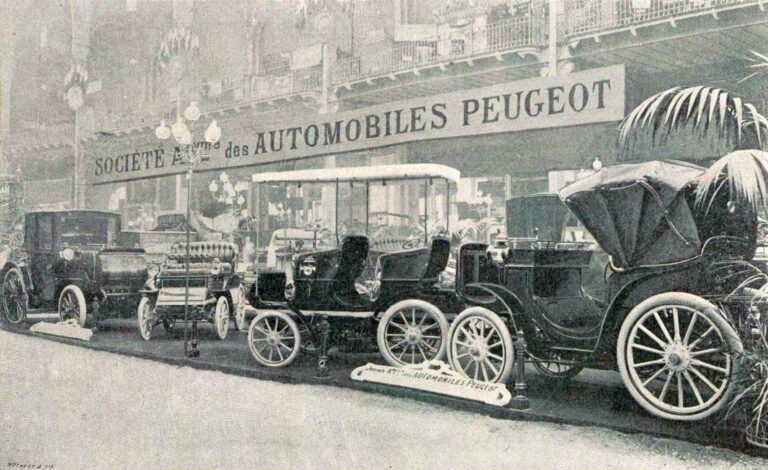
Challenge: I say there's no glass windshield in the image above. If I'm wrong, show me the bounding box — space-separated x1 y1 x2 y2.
59 215 117 246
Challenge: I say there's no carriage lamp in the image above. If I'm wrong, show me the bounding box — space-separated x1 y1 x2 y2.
147 263 160 278
60 248 75 261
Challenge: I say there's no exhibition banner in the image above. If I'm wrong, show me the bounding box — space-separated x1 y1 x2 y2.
88 64 625 185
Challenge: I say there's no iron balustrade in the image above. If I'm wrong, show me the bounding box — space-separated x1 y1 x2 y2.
563 0 759 36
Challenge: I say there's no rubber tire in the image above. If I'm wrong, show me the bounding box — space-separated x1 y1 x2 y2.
248 310 301 367
447 306 515 383
233 284 248 332
616 292 743 422
137 297 154 341
213 296 230 340
2 267 28 324
376 299 449 367
58 285 87 328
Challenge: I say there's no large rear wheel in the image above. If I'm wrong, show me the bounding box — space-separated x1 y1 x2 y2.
233 284 248 332
2 267 28 324
377 299 448 367
447 307 514 383
617 292 742 421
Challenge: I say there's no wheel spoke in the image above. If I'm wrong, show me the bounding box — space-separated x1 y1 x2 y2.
421 323 439 333
416 344 427 362
389 338 408 351
633 358 666 368
455 352 471 359
672 307 681 342
421 341 437 353
684 370 704 406
658 371 673 402
386 333 406 338
473 361 479 380
480 361 489 381
638 324 668 349
677 372 684 408
254 325 271 336
487 340 503 349
690 358 728 375
418 312 429 327
689 365 720 393
683 311 698 345
389 322 408 333
276 345 284 361
688 326 715 350
399 312 409 327
631 343 665 355
455 340 473 349
487 351 504 362
278 342 292 352
653 311 674 344
690 348 722 357
642 365 668 386
483 358 499 377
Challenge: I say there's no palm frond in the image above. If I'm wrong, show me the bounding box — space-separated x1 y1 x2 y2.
694 150 768 213
619 87 768 159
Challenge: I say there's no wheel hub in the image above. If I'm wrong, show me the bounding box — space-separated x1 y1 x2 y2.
266 333 280 346
469 341 488 362
665 342 691 372
405 326 422 345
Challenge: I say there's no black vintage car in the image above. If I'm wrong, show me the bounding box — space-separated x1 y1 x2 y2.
445 160 768 422
247 235 461 368
1 210 149 327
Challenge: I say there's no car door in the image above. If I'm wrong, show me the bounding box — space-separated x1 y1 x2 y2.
29 213 57 304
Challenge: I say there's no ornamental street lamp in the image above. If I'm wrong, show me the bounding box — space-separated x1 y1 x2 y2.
155 102 221 358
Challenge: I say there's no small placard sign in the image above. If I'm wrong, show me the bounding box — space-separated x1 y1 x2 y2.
351 360 511 407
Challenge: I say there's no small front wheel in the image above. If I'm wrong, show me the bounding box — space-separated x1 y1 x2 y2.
248 311 300 367
213 296 230 340
233 284 248 332
447 307 514 383
58 285 87 328
137 297 155 341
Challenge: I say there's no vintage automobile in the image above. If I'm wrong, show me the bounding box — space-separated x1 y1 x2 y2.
445 160 768 422
246 164 462 368
1 210 148 326
137 241 247 341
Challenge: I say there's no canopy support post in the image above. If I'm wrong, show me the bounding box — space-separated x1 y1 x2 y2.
335 179 339 247
446 180 451 236
365 181 370 238
424 178 429 247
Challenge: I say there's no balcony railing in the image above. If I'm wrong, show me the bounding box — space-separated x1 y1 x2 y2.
333 14 546 84
10 123 75 148
564 0 758 36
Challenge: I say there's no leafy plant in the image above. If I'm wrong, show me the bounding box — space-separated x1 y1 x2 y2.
618 87 768 158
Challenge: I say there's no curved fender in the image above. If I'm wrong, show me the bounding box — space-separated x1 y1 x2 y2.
464 282 525 331
1 262 33 292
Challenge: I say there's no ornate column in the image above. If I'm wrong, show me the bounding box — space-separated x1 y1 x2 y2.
0 1 16 175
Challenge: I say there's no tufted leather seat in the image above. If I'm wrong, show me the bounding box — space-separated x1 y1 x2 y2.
160 241 239 277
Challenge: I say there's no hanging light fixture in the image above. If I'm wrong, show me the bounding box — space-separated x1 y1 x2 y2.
184 101 201 121
172 116 189 142
155 119 171 140
205 119 221 143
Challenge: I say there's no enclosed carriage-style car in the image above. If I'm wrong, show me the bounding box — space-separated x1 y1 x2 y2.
446 161 766 422
138 241 247 340
1 210 148 326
